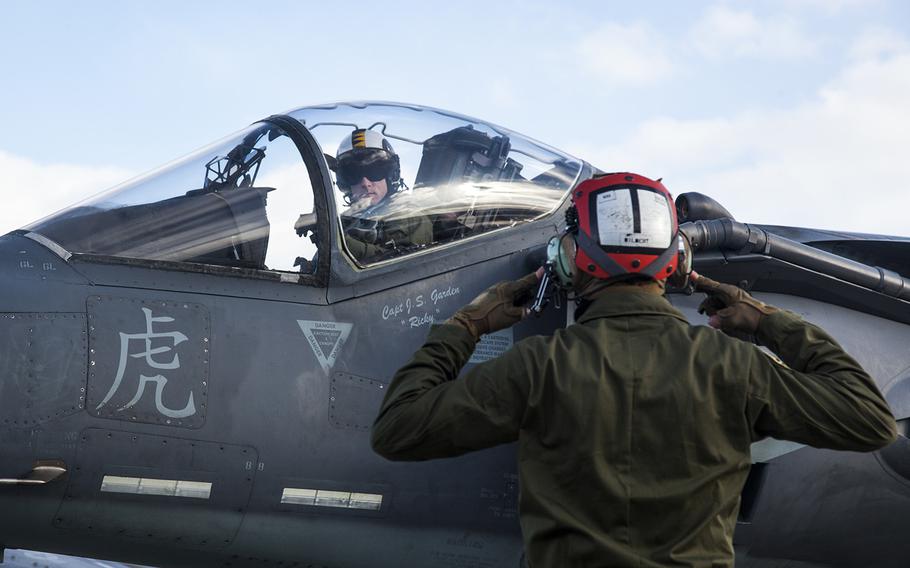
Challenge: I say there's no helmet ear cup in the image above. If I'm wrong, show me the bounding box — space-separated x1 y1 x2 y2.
387 154 402 193
547 234 577 289
666 234 693 289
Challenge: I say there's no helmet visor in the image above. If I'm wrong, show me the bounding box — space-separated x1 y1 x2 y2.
336 160 394 188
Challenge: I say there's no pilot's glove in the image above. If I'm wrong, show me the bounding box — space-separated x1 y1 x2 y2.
294 212 318 237
695 274 778 336
447 272 539 342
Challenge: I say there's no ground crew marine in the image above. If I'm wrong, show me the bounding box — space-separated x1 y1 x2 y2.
371 173 897 567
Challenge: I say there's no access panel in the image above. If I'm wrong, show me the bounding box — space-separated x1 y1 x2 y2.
55 429 257 550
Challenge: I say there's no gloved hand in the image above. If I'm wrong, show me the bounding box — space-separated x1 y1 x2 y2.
447 272 540 342
694 273 778 335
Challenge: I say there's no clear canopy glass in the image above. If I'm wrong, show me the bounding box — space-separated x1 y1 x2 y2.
26 123 318 272
292 102 583 265
24 102 584 273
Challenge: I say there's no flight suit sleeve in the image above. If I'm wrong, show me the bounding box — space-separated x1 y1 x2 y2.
371 323 529 461
345 216 434 263
343 234 382 262
746 309 898 451
384 215 434 248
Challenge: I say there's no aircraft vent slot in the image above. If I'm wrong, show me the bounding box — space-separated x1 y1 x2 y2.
280 487 383 510
60 430 255 546
101 475 212 499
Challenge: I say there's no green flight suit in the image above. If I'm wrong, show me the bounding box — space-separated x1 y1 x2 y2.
343 213 433 264
371 284 897 567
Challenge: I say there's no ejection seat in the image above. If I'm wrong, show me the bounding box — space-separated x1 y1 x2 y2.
32 186 273 270
413 126 524 243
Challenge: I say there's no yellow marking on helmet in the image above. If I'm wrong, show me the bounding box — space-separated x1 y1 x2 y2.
352 130 367 148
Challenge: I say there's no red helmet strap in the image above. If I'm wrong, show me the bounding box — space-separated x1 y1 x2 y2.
638 239 678 278
574 227 626 275
575 225 678 278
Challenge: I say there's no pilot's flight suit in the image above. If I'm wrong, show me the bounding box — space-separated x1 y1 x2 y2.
371 283 897 567
342 211 433 263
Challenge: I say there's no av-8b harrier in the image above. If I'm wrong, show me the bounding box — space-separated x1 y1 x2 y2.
1 102 909 567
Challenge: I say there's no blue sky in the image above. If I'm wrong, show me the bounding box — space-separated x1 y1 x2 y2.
1 0 907 234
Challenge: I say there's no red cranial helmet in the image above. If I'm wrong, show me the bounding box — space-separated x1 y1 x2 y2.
571 172 679 282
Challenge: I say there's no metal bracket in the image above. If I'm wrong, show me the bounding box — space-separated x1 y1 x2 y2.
0 460 67 486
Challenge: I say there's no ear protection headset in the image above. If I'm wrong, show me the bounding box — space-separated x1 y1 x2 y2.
546 230 579 289
545 172 691 290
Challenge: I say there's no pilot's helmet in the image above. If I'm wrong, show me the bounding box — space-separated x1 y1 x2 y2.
548 172 684 290
334 129 402 203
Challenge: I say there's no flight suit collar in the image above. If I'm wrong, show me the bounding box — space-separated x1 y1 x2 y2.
575 283 689 325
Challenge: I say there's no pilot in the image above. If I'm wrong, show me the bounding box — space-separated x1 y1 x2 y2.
334 129 433 263
370 172 897 567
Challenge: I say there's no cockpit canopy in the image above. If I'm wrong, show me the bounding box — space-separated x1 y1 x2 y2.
25 102 584 276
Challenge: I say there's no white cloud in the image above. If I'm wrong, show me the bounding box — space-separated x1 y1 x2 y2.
0 151 131 235
575 22 676 85
690 5 821 60
575 29 910 236
848 26 910 60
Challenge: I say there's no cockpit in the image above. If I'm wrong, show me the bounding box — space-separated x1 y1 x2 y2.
25 102 584 280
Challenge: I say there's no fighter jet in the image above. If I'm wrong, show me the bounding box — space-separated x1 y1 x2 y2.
1 101 908 568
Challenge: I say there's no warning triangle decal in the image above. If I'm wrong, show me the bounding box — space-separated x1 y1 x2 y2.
297 320 353 373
